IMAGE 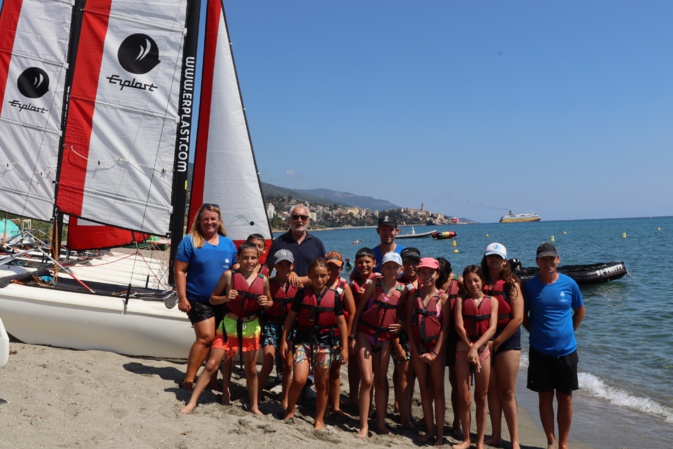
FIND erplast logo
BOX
[107,33,160,92]
[8,67,49,113]
[117,34,161,74]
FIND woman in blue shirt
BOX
[175,203,237,390]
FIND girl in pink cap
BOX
[406,257,449,446]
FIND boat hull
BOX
[396,230,436,239]
[499,217,541,223]
[0,282,192,359]
[0,317,8,368]
[514,261,627,286]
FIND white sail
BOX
[0,0,72,221]
[56,0,188,236]
[189,0,271,244]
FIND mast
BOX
[168,0,203,285]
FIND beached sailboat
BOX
[0,0,271,358]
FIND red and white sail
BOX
[56,0,188,236]
[0,0,72,221]
[189,0,272,246]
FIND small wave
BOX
[578,372,673,422]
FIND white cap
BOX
[484,242,507,260]
[381,252,403,267]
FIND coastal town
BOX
[265,197,469,230]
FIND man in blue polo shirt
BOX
[266,204,325,283]
[523,242,585,449]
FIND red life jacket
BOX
[484,279,511,331]
[351,273,379,309]
[295,287,340,336]
[411,290,443,349]
[225,271,264,318]
[462,295,493,342]
[357,280,403,341]
[265,278,298,322]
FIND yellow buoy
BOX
[551,236,555,242]
[452,240,457,247]
[453,249,459,253]
[622,232,627,238]
[658,227,661,231]
[486,234,489,238]
[563,231,567,235]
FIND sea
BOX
[296,216,673,449]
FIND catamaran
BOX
[0,0,272,358]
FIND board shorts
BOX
[261,320,282,349]
[527,346,579,395]
[212,315,261,357]
[186,300,217,324]
[293,342,339,370]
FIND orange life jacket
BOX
[462,295,493,342]
[357,280,403,341]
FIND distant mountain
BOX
[293,188,400,211]
[260,183,345,207]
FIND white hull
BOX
[0,281,192,359]
[0,317,8,368]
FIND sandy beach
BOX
[0,342,597,449]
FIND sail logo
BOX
[107,34,160,92]
[8,68,49,113]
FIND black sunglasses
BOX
[202,203,220,210]
[291,214,309,221]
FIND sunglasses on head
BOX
[291,214,309,221]
[202,203,220,209]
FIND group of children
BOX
[180,234,514,449]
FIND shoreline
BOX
[0,342,596,449]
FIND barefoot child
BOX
[453,265,498,449]
[407,257,449,446]
[325,251,356,416]
[346,247,378,407]
[281,258,349,430]
[258,249,297,408]
[181,242,272,414]
[350,252,404,438]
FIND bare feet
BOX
[376,424,391,435]
[220,394,231,406]
[314,420,325,430]
[484,436,503,447]
[180,402,196,414]
[356,427,369,440]
[452,440,471,449]
[434,436,444,447]
[182,381,194,391]
[250,407,263,416]
[284,408,295,420]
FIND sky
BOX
[221,0,673,223]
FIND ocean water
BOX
[298,216,673,448]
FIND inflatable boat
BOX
[510,260,627,286]
[432,231,457,240]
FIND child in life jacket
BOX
[350,251,404,438]
[181,242,272,414]
[436,256,464,435]
[281,258,348,430]
[453,264,498,449]
[346,247,378,407]
[325,251,356,416]
[394,247,422,429]
[258,249,297,409]
[406,257,449,446]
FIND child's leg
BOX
[474,359,491,449]
[346,349,360,405]
[448,363,460,433]
[412,352,434,440]
[356,333,374,438]
[285,345,309,419]
[181,348,225,413]
[243,350,262,414]
[281,348,293,409]
[396,358,414,427]
[257,343,276,403]
[373,341,392,434]
[220,355,234,405]
[328,355,342,414]
[314,364,330,430]
[430,352,446,446]
[453,354,473,449]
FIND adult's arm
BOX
[572,305,585,331]
[174,260,190,313]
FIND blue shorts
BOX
[494,327,522,355]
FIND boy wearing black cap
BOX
[372,215,405,273]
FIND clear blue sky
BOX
[223,1,673,223]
